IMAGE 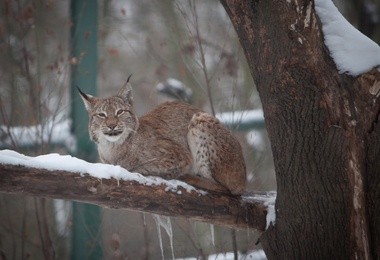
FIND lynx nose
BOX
[107,123,117,130]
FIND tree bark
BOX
[221,0,380,259]
[0,163,270,231]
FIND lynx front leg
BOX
[187,112,246,195]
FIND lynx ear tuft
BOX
[77,86,95,111]
[118,74,134,104]
[126,73,132,83]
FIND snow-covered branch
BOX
[0,150,274,231]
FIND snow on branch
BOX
[0,150,275,231]
[0,150,201,194]
[315,0,380,76]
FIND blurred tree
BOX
[0,1,70,259]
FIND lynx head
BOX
[78,77,139,144]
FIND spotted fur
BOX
[79,82,246,194]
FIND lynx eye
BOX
[96,112,107,118]
[116,109,125,116]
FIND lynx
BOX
[78,79,246,195]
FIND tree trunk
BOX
[220,0,380,259]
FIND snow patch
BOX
[315,0,380,76]
[246,130,265,151]
[0,149,206,195]
[0,119,76,152]
[156,78,193,103]
[266,204,276,229]
[177,249,267,260]
[243,192,277,229]
[216,109,264,128]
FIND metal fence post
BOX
[70,0,102,259]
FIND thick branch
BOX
[0,163,270,231]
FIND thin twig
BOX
[21,200,27,260]
[0,96,18,149]
[191,1,215,116]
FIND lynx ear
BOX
[77,86,96,111]
[118,74,133,104]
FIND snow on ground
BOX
[0,118,76,152]
[243,192,277,229]
[315,0,380,76]
[0,149,205,194]
[177,249,267,260]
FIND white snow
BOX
[315,0,380,76]
[0,149,206,194]
[156,78,193,99]
[217,110,265,149]
[156,78,185,91]
[216,109,264,126]
[177,249,267,260]
[0,118,76,152]
[246,130,265,151]
[266,203,276,229]
[243,192,277,229]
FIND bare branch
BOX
[190,2,215,116]
[0,163,271,231]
